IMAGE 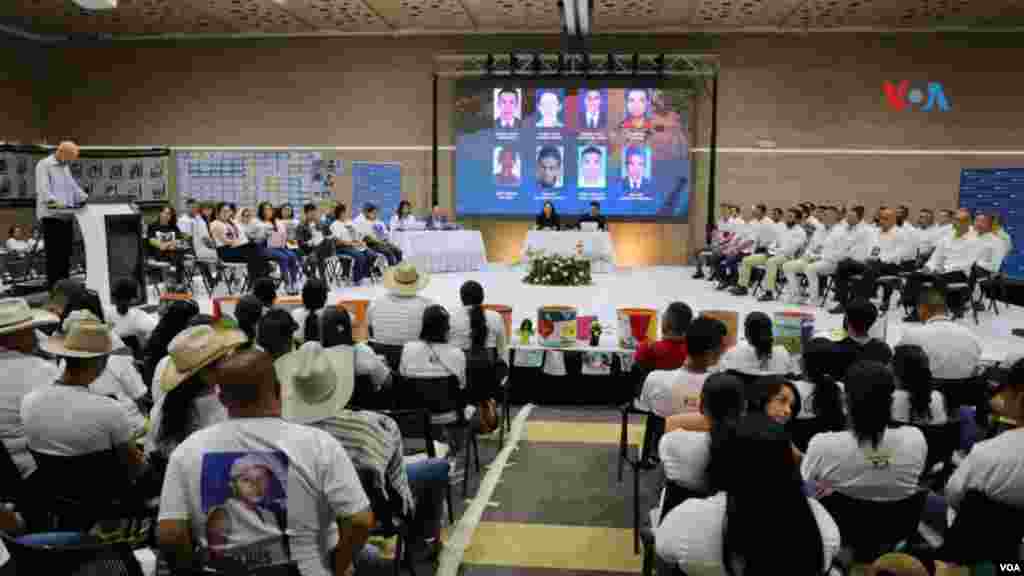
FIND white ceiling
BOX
[0,0,1019,38]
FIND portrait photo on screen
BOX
[493,146,521,187]
[619,145,653,198]
[577,145,607,189]
[535,89,565,129]
[578,89,608,130]
[494,88,523,129]
[622,88,653,130]
[536,145,564,189]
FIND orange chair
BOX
[338,298,371,342]
[481,304,513,340]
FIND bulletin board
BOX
[175,150,335,211]
[959,168,1023,279]
[351,161,402,221]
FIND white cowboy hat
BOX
[40,309,113,358]
[276,341,354,425]
[383,262,429,296]
[160,324,248,393]
[0,298,58,336]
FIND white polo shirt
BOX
[801,426,927,501]
[897,316,982,380]
[945,428,1024,510]
[367,293,436,346]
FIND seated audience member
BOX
[233,294,265,345]
[390,200,418,231]
[22,311,146,492]
[638,317,725,418]
[792,338,846,438]
[749,375,802,428]
[293,278,328,343]
[782,205,841,303]
[577,201,607,231]
[692,204,735,280]
[897,285,981,380]
[656,414,841,576]
[400,305,467,424]
[853,208,918,311]
[209,201,269,283]
[257,309,298,360]
[535,200,560,231]
[944,354,1024,510]
[634,301,692,371]
[709,209,755,285]
[253,202,300,294]
[354,203,403,266]
[804,206,855,305]
[5,224,41,253]
[831,207,903,313]
[142,299,200,389]
[891,344,948,425]
[719,311,793,376]
[147,205,187,287]
[368,262,436,346]
[731,207,807,301]
[658,373,744,499]
[296,203,330,280]
[252,277,278,310]
[900,208,977,321]
[320,308,392,394]
[157,350,375,575]
[330,203,372,285]
[832,298,893,378]
[107,277,157,345]
[145,325,245,460]
[801,361,927,501]
[0,298,60,479]
[277,341,448,556]
[449,280,508,403]
[716,204,769,290]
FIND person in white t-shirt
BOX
[638,317,725,418]
[656,414,841,576]
[890,344,948,425]
[4,224,42,254]
[448,280,508,358]
[400,305,467,426]
[389,200,419,231]
[107,278,158,345]
[944,354,1024,510]
[157,350,374,576]
[791,338,847,450]
[897,285,982,380]
[802,361,927,501]
[367,263,436,346]
[330,203,372,285]
[319,308,392,396]
[353,203,402,266]
[719,311,793,376]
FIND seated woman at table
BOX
[576,201,607,231]
[535,201,560,230]
[390,200,419,230]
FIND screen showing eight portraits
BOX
[455,86,690,219]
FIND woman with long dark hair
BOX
[792,338,847,434]
[802,361,927,501]
[720,311,793,375]
[319,308,391,394]
[449,281,508,400]
[535,200,560,230]
[209,202,270,283]
[657,414,840,575]
[891,344,947,425]
[143,299,200,393]
[400,305,467,424]
[253,201,300,294]
[390,200,417,230]
[233,294,264,345]
[293,278,328,344]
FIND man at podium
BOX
[36,141,88,289]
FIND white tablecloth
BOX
[522,231,616,273]
[391,230,487,273]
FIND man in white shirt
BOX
[367,263,436,346]
[914,208,938,257]
[693,204,735,280]
[158,350,374,576]
[802,206,855,306]
[353,203,402,266]
[896,205,921,263]
[715,204,767,290]
[945,354,1024,510]
[898,285,982,380]
[177,199,201,237]
[782,205,840,303]
[829,206,877,313]
[731,207,807,301]
[848,208,916,312]
[900,208,978,321]
[36,141,88,290]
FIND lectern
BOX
[60,200,147,308]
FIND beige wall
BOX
[32,32,1024,262]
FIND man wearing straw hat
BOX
[158,349,374,576]
[367,262,436,346]
[0,298,59,479]
[21,310,145,480]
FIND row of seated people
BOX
[534,200,610,231]
[0,273,509,573]
[696,202,1012,322]
[626,288,1017,573]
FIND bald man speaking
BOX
[36,141,88,289]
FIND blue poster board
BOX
[959,168,1023,279]
[352,162,402,223]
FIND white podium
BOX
[64,202,145,308]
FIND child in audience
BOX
[638,317,725,417]
[720,311,793,376]
[634,301,692,370]
[656,414,841,575]
[802,361,927,501]
[891,344,948,425]
[107,277,157,345]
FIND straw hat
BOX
[383,262,429,296]
[0,298,59,336]
[160,325,248,393]
[40,310,113,358]
[276,341,354,424]
[868,553,929,576]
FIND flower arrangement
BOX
[590,320,602,346]
[523,250,592,287]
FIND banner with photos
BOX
[0,145,47,205]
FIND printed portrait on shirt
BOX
[202,452,289,571]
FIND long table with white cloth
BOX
[522,230,616,273]
[391,230,487,273]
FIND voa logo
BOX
[1000,562,1022,573]
[883,81,952,112]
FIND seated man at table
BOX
[637,317,725,417]
[577,201,607,231]
[354,203,402,266]
[634,301,692,371]
[367,263,436,346]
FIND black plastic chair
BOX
[626,412,665,554]
[789,417,831,453]
[368,341,404,373]
[938,489,1024,565]
[905,420,960,488]
[618,365,656,483]
[819,490,927,563]
[0,531,144,576]
[379,407,454,526]
[934,376,991,429]
[357,468,418,576]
